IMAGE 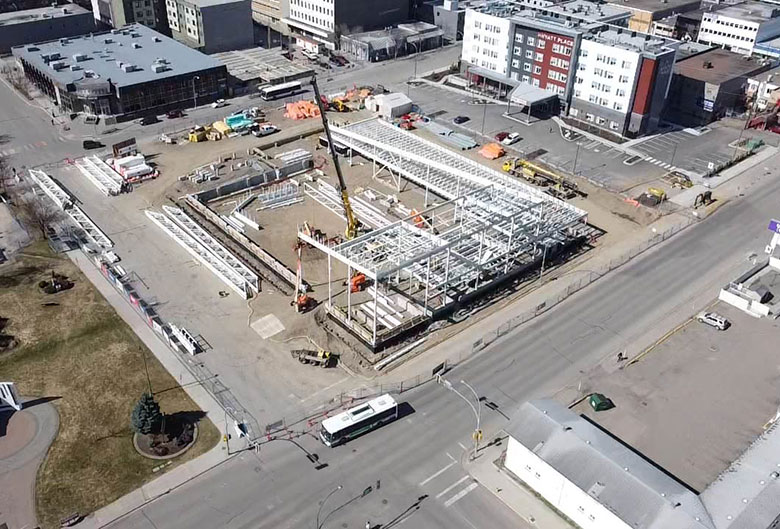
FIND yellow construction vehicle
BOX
[311,75,360,239]
[502,158,549,186]
[503,157,582,197]
[188,126,207,143]
[329,99,349,112]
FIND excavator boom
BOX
[310,76,359,239]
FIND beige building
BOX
[252,0,287,35]
[608,0,700,32]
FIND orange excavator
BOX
[350,272,367,293]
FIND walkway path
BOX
[0,399,59,529]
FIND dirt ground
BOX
[0,242,220,529]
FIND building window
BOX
[613,102,624,111]
[610,121,620,130]
[535,52,543,61]
[524,63,531,72]
[512,59,520,68]
[522,75,530,83]
[586,113,594,122]
[570,107,579,116]
[537,39,545,49]
[619,75,629,83]
[514,46,522,55]
[525,49,533,59]
[533,65,542,74]
[532,78,540,87]
[574,89,581,98]
[597,117,606,125]
[527,36,534,46]
[622,60,632,69]
[515,34,523,43]
[616,88,625,97]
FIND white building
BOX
[747,65,780,111]
[697,2,780,55]
[504,399,715,529]
[569,28,676,137]
[462,7,512,77]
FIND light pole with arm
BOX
[316,485,343,529]
[407,41,420,97]
[440,378,481,459]
[191,75,200,110]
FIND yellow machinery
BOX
[310,76,360,239]
[330,99,349,112]
[188,126,207,143]
[503,157,581,198]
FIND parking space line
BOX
[436,476,470,499]
[419,461,457,486]
[444,482,479,507]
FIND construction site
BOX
[29,76,656,380]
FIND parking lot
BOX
[564,301,780,492]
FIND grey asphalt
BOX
[105,159,780,529]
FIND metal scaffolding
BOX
[298,118,588,348]
[74,156,124,196]
[146,210,250,299]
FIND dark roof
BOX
[505,399,715,529]
[11,23,224,88]
[0,3,89,26]
[674,48,771,84]
[607,0,700,15]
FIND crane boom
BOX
[310,76,359,239]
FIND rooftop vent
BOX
[73,52,88,62]
[62,7,68,13]
[153,36,161,42]
[703,60,713,68]
[84,69,96,78]
[50,60,67,70]
[104,38,114,44]
[132,42,141,49]
[27,46,40,52]
[151,63,168,73]
[70,64,82,71]
[121,63,138,72]
[111,29,120,34]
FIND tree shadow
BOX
[165,410,207,438]
[372,494,429,529]
[0,134,11,145]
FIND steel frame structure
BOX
[298,119,588,348]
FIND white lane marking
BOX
[458,442,468,451]
[419,461,456,487]
[444,482,479,507]
[445,452,456,462]
[435,476,469,499]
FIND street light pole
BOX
[191,75,200,110]
[407,41,419,97]
[440,378,481,460]
[481,98,487,137]
[539,243,548,284]
[316,485,343,529]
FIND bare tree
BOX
[0,155,11,196]
[9,186,62,240]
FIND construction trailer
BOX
[297,118,588,350]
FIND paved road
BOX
[107,162,780,529]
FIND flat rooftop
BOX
[564,301,780,493]
[0,2,89,26]
[472,0,630,24]
[585,27,677,55]
[750,64,780,83]
[675,48,770,84]
[675,41,713,61]
[606,0,700,14]
[212,47,313,83]
[11,24,224,88]
[710,1,780,23]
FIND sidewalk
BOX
[464,436,572,529]
[67,250,239,528]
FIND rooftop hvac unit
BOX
[121,63,138,72]
[84,69,96,78]
[62,7,68,13]
[153,36,161,42]
[111,29,120,34]
[27,46,39,52]
[73,53,88,62]
[59,38,69,44]
[104,38,113,44]
[151,63,168,73]
[132,43,141,49]
[70,65,82,71]
[50,61,67,70]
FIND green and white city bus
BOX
[319,394,398,447]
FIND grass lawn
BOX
[0,242,220,529]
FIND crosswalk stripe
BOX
[419,461,457,487]
[444,482,479,507]
[436,476,470,499]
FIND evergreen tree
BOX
[131,392,163,435]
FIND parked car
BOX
[83,115,99,125]
[696,311,729,330]
[453,115,470,125]
[139,115,160,126]
[494,132,509,142]
[301,49,319,61]
[251,124,279,137]
[82,139,104,149]
[211,99,226,109]
[166,109,184,119]
[329,54,349,66]
[502,132,521,145]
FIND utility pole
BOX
[191,75,200,109]
[439,378,481,459]
[572,142,580,175]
